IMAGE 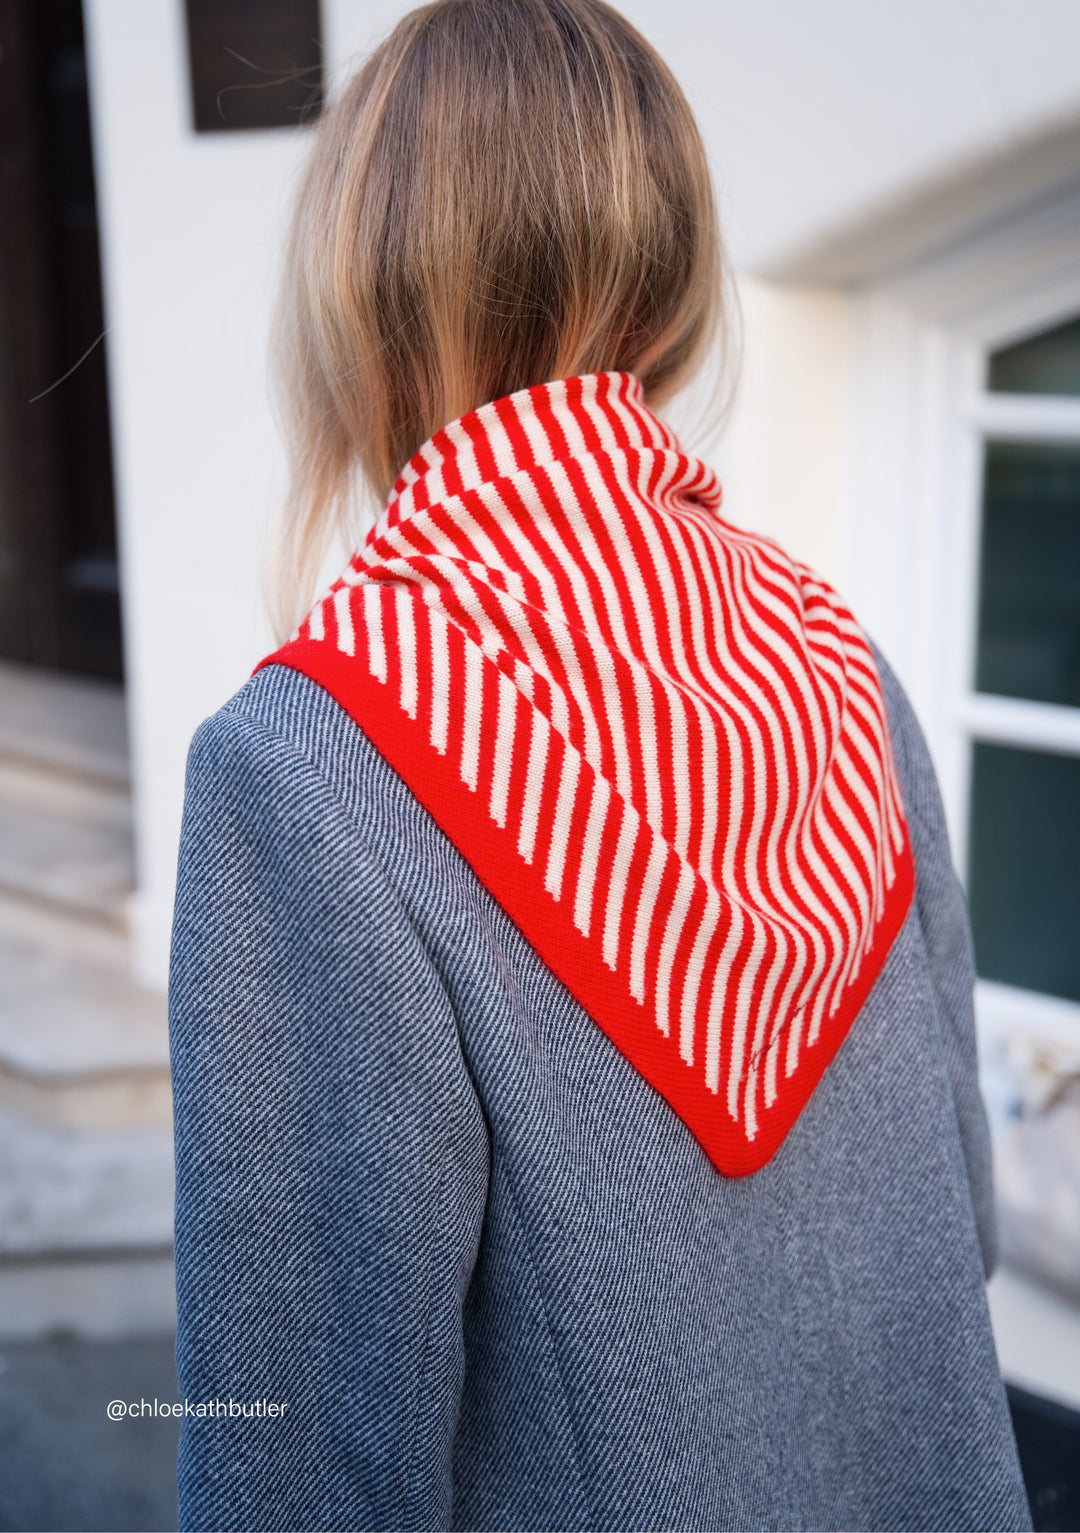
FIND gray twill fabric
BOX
[169,653,1031,1533]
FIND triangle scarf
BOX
[260,371,914,1174]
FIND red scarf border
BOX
[260,633,914,1176]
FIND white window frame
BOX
[841,185,1080,1070]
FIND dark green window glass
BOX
[974,441,1080,707]
[968,743,1080,1002]
[988,315,1080,396]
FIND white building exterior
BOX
[6,0,1056,1396]
[82,0,1080,995]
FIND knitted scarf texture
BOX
[262,371,913,1174]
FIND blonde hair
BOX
[269,0,730,637]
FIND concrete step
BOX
[0,1251,176,1341]
[0,925,174,1263]
[0,660,174,1267]
[0,658,133,930]
[0,755,134,930]
[0,886,132,973]
[0,1108,174,1257]
[0,928,170,1131]
[0,659,128,786]
[989,1264,1080,1415]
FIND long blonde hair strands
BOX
[269,0,729,638]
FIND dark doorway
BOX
[0,0,123,680]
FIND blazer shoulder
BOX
[185,662,387,827]
[870,642,950,844]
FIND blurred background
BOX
[0,0,1078,1528]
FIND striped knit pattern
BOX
[263,371,914,1173]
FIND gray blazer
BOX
[168,655,1030,1532]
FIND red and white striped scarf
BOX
[263,371,913,1174]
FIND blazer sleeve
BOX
[168,706,490,1533]
[875,651,999,1279]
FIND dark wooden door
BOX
[0,0,122,679]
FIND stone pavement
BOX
[0,1333,179,1532]
[0,660,174,1333]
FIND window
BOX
[841,192,1080,1359]
[962,315,1080,1028]
[184,0,323,133]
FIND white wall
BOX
[620,0,1080,272]
[85,1,310,984]
[84,0,1080,987]
[719,279,853,585]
